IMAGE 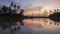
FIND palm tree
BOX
[57,9,59,12]
[17,6,20,9]
[9,7,12,15]
[14,4,16,8]
[2,5,6,15]
[20,9,24,14]
[11,2,14,6]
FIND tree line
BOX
[0,2,24,16]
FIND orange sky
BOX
[23,7,43,16]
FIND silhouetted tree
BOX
[20,9,24,14]
[17,6,20,9]
[2,5,9,15]
[14,4,16,8]
[11,2,14,6]
[54,9,56,12]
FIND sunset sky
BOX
[0,0,60,9]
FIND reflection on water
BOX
[0,18,60,34]
[0,19,24,34]
[23,18,60,27]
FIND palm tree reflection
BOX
[0,19,24,33]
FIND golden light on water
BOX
[23,18,60,28]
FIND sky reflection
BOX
[0,18,60,34]
[23,18,60,31]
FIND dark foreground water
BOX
[0,18,60,34]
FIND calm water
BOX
[0,18,60,34]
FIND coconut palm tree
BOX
[17,6,20,9]
[11,2,14,6]
[14,4,16,8]
[2,5,7,15]
[20,9,24,14]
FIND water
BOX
[0,18,60,34]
